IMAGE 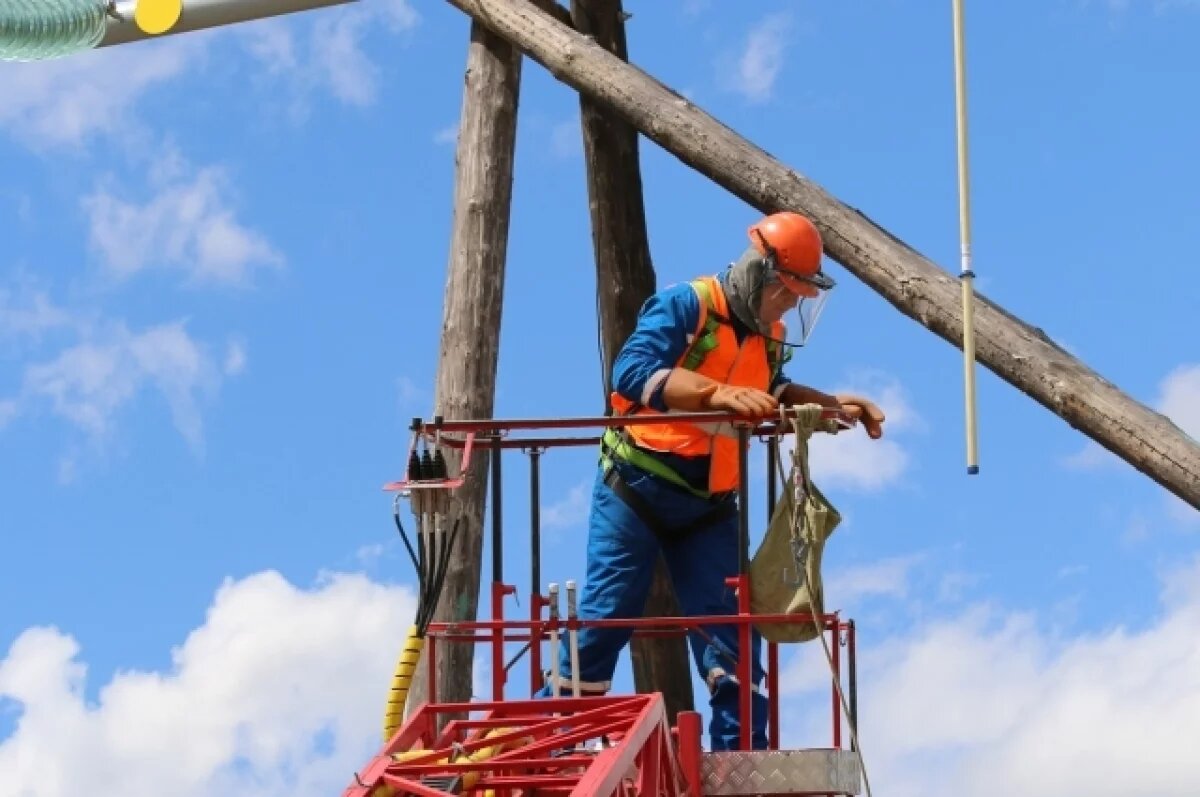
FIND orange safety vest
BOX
[608,276,788,495]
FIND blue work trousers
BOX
[537,459,769,750]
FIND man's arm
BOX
[611,284,700,411]
[612,283,779,416]
[776,382,839,409]
[777,382,887,439]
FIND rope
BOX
[774,405,874,797]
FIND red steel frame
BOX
[352,411,860,794]
[345,694,694,797]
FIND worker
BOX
[538,211,886,751]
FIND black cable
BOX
[426,517,462,626]
[596,272,611,409]
[393,506,426,601]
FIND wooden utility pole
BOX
[569,0,693,722]
[441,0,1200,509]
[404,19,524,717]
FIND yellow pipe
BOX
[951,0,980,475]
[382,625,424,742]
[390,727,532,795]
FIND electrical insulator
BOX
[0,0,108,62]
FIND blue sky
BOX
[1,0,1198,794]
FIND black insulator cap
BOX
[420,448,434,479]
[432,449,448,479]
[407,450,422,481]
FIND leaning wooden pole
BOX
[570,0,693,722]
[443,0,1200,509]
[404,20,523,717]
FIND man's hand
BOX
[703,384,779,417]
[663,369,778,416]
[835,393,886,439]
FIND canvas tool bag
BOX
[749,404,842,643]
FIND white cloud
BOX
[1106,0,1200,13]
[937,569,981,603]
[0,400,16,429]
[777,554,925,697]
[433,123,458,145]
[222,339,247,377]
[311,11,379,107]
[781,555,1200,796]
[242,0,419,110]
[6,557,1200,797]
[1158,363,1200,441]
[541,481,591,532]
[796,376,916,492]
[2,1,419,152]
[809,425,908,491]
[722,13,790,104]
[0,41,196,148]
[0,284,75,341]
[0,570,418,797]
[15,320,227,449]
[832,554,923,606]
[239,19,298,75]
[84,162,283,287]
[1061,441,1121,470]
[1057,564,1087,579]
[354,543,386,567]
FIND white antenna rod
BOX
[951,0,980,475]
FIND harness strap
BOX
[683,280,722,371]
[602,460,736,540]
[601,427,712,499]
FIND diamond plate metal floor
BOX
[700,749,861,795]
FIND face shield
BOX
[758,265,835,348]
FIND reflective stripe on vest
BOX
[607,276,782,494]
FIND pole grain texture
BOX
[570,0,695,723]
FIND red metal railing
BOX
[423,599,855,752]
[356,410,860,793]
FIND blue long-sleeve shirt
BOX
[609,269,793,492]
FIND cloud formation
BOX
[1,0,420,149]
[541,480,593,533]
[1,290,240,455]
[722,13,790,104]
[0,570,417,797]
[780,554,1200,797]
[241,0,420,110]
[0,41,196,149]
[800,375,917,492]
[1157,363,1200,441]
[84,158,283,287]
[5,555,1200,796]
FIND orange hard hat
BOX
[748,211,827,296]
